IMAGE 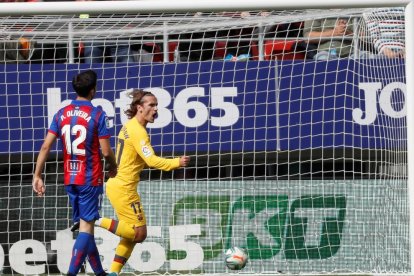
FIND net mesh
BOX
[0,5,408,275]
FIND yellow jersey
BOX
[109,118,180,190]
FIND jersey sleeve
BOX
[48,112,60,136]
[363,14,382,52]
[363,9,405,54]
[133,128,180,171]
[97,110,111,139]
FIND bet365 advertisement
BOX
[0,59,406,155]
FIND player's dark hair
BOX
[125,89,155,119]
[72,70,97,98]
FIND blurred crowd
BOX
[0,1,406,64]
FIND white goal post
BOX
[0,0,411,14]
[0,0,413,275]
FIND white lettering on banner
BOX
[293,208,339,247]
[48,82,405,129]
[50,224,202,274]
[51,228,121,273]
[128,226,166,272]
[128,225,204,272]
[352,82,406,125]
[173,87,208,128]
[169,224,204,270]
[231,207,281,248]
[47,87,240,129]
[47,88,71,128]
[352,82,381,125]
[46,88,115,129]
[379,82,406,119]
[50,229,74,273]
[9,240,47,275]
[210,87,239,127]
[141,87,240,128]
[86,228,120,273]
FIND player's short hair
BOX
[125,89,155,119]
[72,70,97,98]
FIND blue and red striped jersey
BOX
[48,100,110,186]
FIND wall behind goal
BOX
[0,60,407,155]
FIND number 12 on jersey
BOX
[61,124,87,155]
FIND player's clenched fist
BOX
[179,156,190,167]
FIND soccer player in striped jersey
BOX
[33,70,118,276]
[95,89,190,274]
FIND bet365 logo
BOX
[172,195,346,260]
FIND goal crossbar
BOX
[0,0,410,15]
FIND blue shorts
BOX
[65,185,103,223]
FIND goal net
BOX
[0,1,410,275]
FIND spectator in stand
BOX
[220,11,270,61]
[265,22,303,40]
[171,11,259,62]
[303,17,354,60]
[175,31,216,61]
[0,38,34,63]
[0,0,39,63]
[168,12,211,62]
[221,14,253,61]
[176,13,217,62]
[361,8,405,58]
[83,39,133,63]
[131,40,159,63]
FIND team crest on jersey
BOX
[142,146,152,157]
[67,160,82,173]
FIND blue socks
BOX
[87,236,105,275]
[68,232,105,275]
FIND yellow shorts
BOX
[105,179,147,227]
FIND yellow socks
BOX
[95,218,138,273]
[96,217,136,241]
[110,238,136,273]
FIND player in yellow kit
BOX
[96,89,190,274]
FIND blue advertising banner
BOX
[0,60,406,154]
